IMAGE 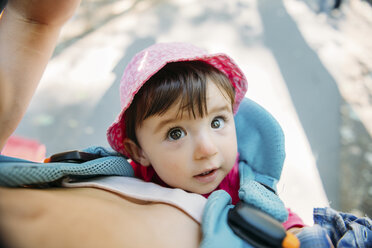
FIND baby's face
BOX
[135,81,237,194]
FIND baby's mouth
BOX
[197,169,216,177]
[194,168,218,183]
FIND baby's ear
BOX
[123,138,150,166]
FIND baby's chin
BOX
[169,172,226,195]
[188,181,223,195]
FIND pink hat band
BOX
[107,42,248,157]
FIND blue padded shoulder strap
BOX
[0,146,134,187]
[234,98,285,190]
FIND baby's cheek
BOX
[228,126,238,149]
[157,160,184,183]
[227,133,238,166]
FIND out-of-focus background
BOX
[9,0,372,223]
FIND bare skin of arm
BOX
[0,187,201,248]
[0,0,81,149]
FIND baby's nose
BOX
[193,134,218,160]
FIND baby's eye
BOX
[167,128,186,141]
[211,117,225,129]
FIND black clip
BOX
[227,202,286,248]
[45,150,102,163]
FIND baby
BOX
[107,43,246,203]
[106,42,297,223]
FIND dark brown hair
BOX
[125,61,235,145]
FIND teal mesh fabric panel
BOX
[0,147,134,187]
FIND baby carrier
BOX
[0,98,296,247]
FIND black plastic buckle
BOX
[227,202,286,248]
[46,150,102,163]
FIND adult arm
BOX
[0,0,81,149]
[0,2,203,247]
[0,187,201,248]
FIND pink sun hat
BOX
[107,42,248,157]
